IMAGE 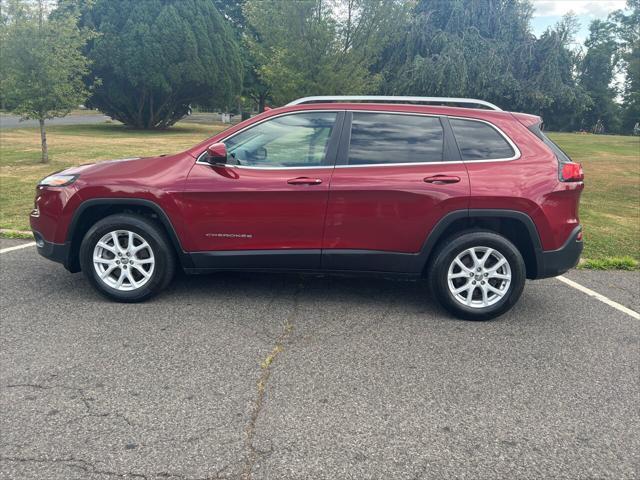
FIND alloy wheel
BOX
[447,246,512,309]
[92,230,155,291]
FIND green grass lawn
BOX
[0,122,226,232]
[0,123,638,267]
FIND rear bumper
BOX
[536,225,583,278]
[33,231,76,272]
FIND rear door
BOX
[322,111,470,273]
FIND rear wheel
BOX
[428,231,526,320]
[79,214,176,302]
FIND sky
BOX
[530,0,627,45]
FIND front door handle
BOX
[424,175,461,184]
[287,177,323,185]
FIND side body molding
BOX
[65,202,546,278]
[321,209,544,275]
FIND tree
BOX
[213,0,245,30]
[82,0,243,129]
[1,0,93,163]
[378,0,589,130]
[380,0,534,106]
[243,0,406,106]
[611,0,640,133]
[580,19,622,133]
[212,0,272,112]
[242,52,271,113]
[529,14,591,131]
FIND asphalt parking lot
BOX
[1,238,638,479]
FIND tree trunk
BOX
[39,118,49,163]
[258,95,266,113]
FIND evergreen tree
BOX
[531,15,591,131]
[379,0,588,130]
[212,0,271,112]
[83,0,243,129]
[580,19,622,133]
[612,0,640,133]
[380,0,533,107]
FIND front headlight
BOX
[38,174,79,187]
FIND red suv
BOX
[30,96,584,320]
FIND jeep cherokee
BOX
[30,96,584,320]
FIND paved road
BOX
[1,239,638,479]
[0,113,237,129]
[0,114,111,129]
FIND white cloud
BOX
[531,0,626,18]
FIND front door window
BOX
[224,112,337,168]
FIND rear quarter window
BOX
[450,118,516,160]
[528,123,572,163]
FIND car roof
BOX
[287,95,503,110]
[270,102,517,121]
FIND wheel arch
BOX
[66,198,192,272]
[420,209,544,279]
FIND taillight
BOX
[560,162,584,182]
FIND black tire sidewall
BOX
[429,232,526,321]
[79,215,175,302]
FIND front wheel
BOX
[428,231,526,321]
[79,214,176,302]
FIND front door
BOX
[182,111,343,269]
[322,111,470,272]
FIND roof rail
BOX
[286,95,503,111]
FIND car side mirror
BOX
[206,142,227,165]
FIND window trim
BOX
[335,111,520,168]
[337,111,450,167]
[195,109,521,169]
[195,110,344,170]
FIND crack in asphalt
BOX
[0,455,230,479]
[2,280,398,479]
[5,382,137,427]
[2,381,237,478]
[2,278,398,479]
[240,285,300,480]
[0,455,148,478]
[3,286,303,479]
[6,383,50,389]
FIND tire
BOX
[79,214,176,302]
[427,230,526,321]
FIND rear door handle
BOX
[424,175,461,184]
[287,177,323,185]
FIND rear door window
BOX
[347,113,444,165]
[450,118,515,160]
